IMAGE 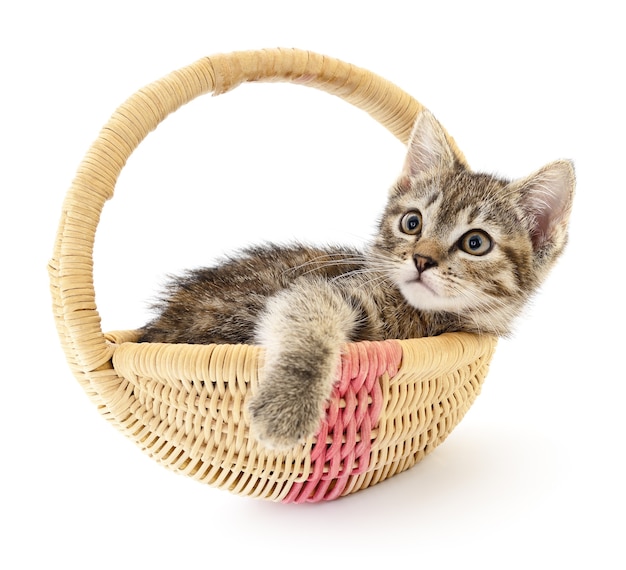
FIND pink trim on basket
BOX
[283,340,403,504]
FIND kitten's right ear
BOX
[400,109,457,183]
[515,159,576,254]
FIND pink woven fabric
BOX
[283,340,403,503]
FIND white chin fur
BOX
[399,280,464,312]
[394,264,466,312]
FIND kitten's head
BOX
[373,110,575,336]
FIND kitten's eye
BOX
[400,211,422,235]
[459,230,493,256]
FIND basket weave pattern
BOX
[49,49,496,502]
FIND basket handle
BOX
[49,48,466,385]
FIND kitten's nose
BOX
[413,253,438,275]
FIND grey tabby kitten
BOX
[139,110,575,450]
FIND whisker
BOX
[330,270,392,287]
[281,252,367,277]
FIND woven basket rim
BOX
[107,329,495,385]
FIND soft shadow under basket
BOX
[49,49,497,503]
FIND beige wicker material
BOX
[49,48,497,502]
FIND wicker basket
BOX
[49,48,497,503]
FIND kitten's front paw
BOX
[247,383,326,451]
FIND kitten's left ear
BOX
[401,110,457,180]
[515,159,576,253]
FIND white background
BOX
[2,1,624,568]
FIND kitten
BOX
[139,110,575,450]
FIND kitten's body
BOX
[139,111,575,450]
[139,243,458,345]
